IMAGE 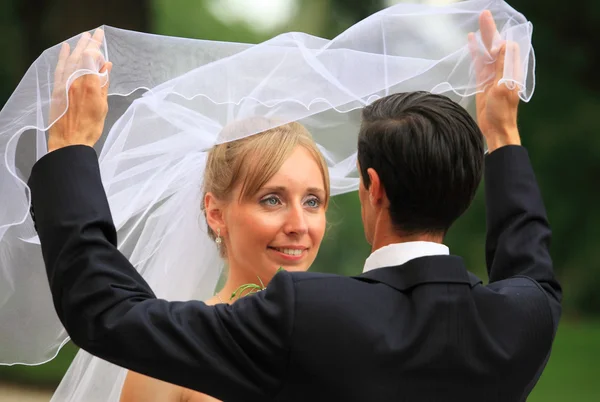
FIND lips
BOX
[272,247,303,256]
[268,246,308,258]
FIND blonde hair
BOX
[202,121,330,256]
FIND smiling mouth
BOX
[268,247,306,256]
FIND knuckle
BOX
[68,84,78,97]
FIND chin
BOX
[272,259,311,274]
[266,249,313,273]
[283,264,309,273]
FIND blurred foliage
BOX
[528,320,600,401]
[491,0,600,316]
[0,0,599,397]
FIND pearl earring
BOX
[215,228,222,244]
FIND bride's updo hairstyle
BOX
[202,119,330,257]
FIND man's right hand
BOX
[468,10,522,152]
[48,29,112,153]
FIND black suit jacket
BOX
[28,145,561,402]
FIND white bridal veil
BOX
[0,0,535,400]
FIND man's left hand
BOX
[468,11,522,153]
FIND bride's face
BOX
[223,145,327,282]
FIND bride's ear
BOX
[204,192,226,233]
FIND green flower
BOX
[229,267,284,301]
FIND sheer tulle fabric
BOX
[0,1,534,400]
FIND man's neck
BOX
[370,216,444,253]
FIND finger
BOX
[99,61,112,74]
[510,41,522,85]
[467,33,481,85]
[67,31,91,68]
[53,42,70,91]
[479,10,498,53]
[467,32,478,62]
[86,28,105,53]
[82,47,106,71]
[495,43,507,83]
[99,62,112,97]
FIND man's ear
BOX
[366,168,384,207]
[204,192,226,234]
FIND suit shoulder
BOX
[282,271,362,294]
[485,275,550,296]
[479,276,556,329]
[287,271,342,282]
[262,271,344,297]
[260,271,350,313]
[285,271,373,299]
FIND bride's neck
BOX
[214,265,266,305]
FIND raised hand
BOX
[468,10,522,152]
[48,28,113,153]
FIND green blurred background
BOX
[1,0,598,400]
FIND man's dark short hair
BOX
[357,91,484,235]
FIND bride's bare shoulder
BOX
[182,387,221,402]
[120,370,183,402]
[120,297,225,402]
[204,296,220,306]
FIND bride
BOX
[0,1,536,401]
[119,120,331,402]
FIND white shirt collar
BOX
[362,241,450,273]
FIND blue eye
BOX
[260,195,281,206]
[305,197,321,208]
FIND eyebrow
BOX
[262,186,326,195]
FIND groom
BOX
[28,12,560,402]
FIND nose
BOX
[283,202,308,236]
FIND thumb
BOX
[99,61,112,74]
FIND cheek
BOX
[308,211,327,248]
[230,208,280,249]
[358,190,366,214]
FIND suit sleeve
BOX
[484,145,562,330]
[28,145,294,401]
